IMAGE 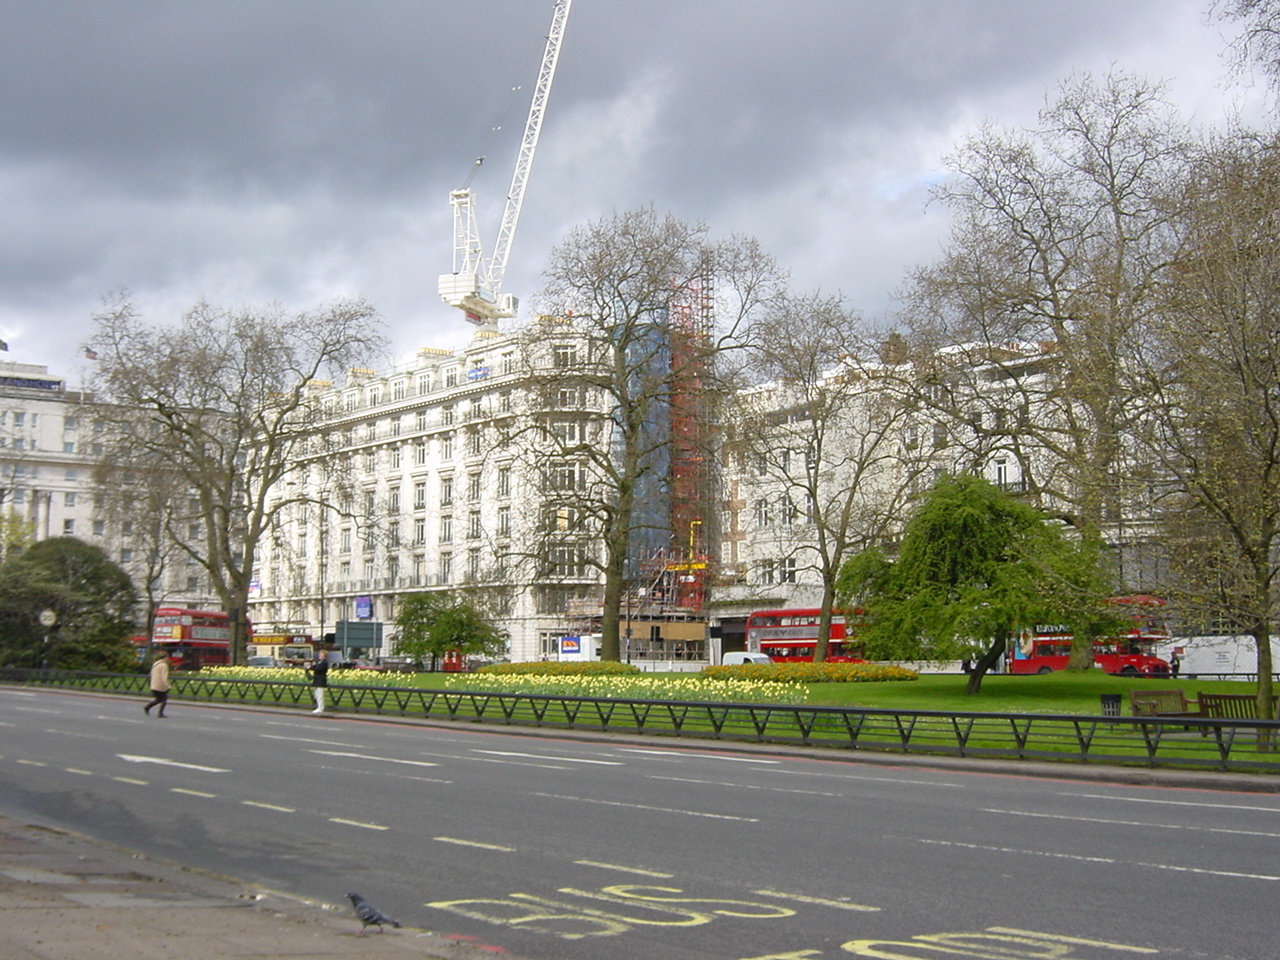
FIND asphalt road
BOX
[1,687,1277,960]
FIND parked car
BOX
[720,651,774,666]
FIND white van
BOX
[721,651,774,666]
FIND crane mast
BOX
[438,0,572,326]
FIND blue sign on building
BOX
[560,635,581,654]
[354,595,373,620]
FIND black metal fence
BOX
[5,668,1280,774]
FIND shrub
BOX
[702,662,917,684]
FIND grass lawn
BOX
[409,668,1266,716]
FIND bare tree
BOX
[83,295,385,663]
[1135,131,1280,720]
[1216,0,1280,97]
[896,72,1186,544]
[522,207,785,661]
[735,291,921,661]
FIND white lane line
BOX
[764,768,967,788]
[113,777,149,785]
[617,748,780,764]
[986,928,1157,954]
[15,760,47,767]
[755,890,881,912]
[434,836,516,852]
[530,792,759,822]
[64,768,92,776]
[305,749,438,768]
[11,707,62,715]
[472,749,623,766]
[171,788,217,798]
[575,860,674,877]
[260,734,357,746]
[416,750,570,770]
[916,838,1280,881]
[1066,793,1280,814]
[650,775,839,797]
[243,800,296,812]
[329,817,389,831]
[987,808,1280,839]
[117,754,230,773]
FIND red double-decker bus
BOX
[1007,596,1171,676]
[151,607,246,669]
[745,608,865,662]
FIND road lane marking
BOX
[11,707,62,714]
[117,754,229,773]
[64,768,92,776]
[617,748,779,764]
[988,927,1159,953]
[15,760,46,766]
[755,889,880,912]
[530,792,759,822]
[305,749,438,768]
[650,775,839,797]
[473,750,623,766]
[916,837,1280,881]
[575,861,674,877]
[988,807,1280,838]
[113,777,149,785]
[171,788,217,798]
[1067,792,1280,813]
[260,734,357,746]
[329,817,389,831]
[435,836,516,852]
[242,801,296,812]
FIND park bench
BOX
[1129,689,1200,718]
[1197,692,1258,720]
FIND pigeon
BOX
[346,892,401,935]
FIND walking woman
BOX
[143,651,173,717]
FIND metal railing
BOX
[5,668,1280,774]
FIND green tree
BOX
[0,537,138,671]
[837,475,1114,694]
[392,593,506,669]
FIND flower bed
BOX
[445,671,810,704]
[702,662,918,684]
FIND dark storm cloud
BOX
[0,1,1254,376]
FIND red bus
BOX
[1007,596,1171,676]
[151,607,246,669]
[745,608,865,663]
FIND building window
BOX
[390,417,402,437]
[441,405,455,425]
[63,519,75,535]
[497,505,511,537]
[414,482,426,509]
[442,434,454,461]
[415,442,427,465]
[364,450,376,472]
[341,528,352,554]
[468,510,482,540]
[62,441,75,453]
[416,410,429,431]
[393,380,406,400]
[390,447,402,470]
[497,466,511,498]
[64,492,76,507]
[414,518,426,544]
[445,368,458,388]
[499,390,512,414]
[501,352,515,376]
[553,344,577,368]
[92,520,105,537]
[467,473,481,501]
[754,499,770,527]
[388,486,401,513]
[467,548,481,581]
[780,557,797,583]
[417,373,430,395]
[439,552,452,584]
[759,559,775,585]
[440,476,453,505]
[388,521,400,547]
[440,515,452,543]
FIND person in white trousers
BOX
[309,657,329,713]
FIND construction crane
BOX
[438,0,572,326]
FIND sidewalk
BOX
[0,814,521,960]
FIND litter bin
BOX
[1100,693,1122,717]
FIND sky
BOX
[0,1,1268,386]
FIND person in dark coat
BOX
[308,656,329,713]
